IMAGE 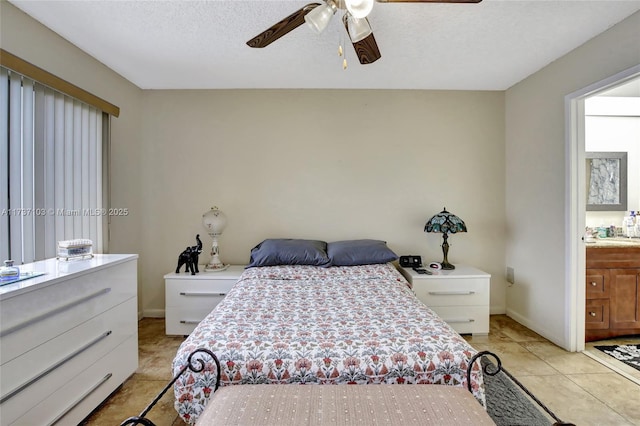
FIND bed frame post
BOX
[467,350,575,426]
[119,348,220,426]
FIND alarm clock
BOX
[399,255,422,268]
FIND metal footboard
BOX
[120,348,220,426]
[468,350,575,426]
[121,348,573,425]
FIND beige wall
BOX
[5,0,639,346]
[1,1,507,318]
[505,11,640,348]
[139,89,507,316]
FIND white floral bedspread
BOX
[172,263,485,423]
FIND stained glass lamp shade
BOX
[424,207,467,270]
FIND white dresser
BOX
[400,265,490,336]
[0,254,138,426]
[165,265,244,336]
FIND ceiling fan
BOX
[246,0,482,66]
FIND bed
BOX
[171,239,485,424]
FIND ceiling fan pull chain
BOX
[338,19,347,70]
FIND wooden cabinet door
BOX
[610,269,640,330]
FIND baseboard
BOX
[490,305,506,315]
[505,308,567,350]
[142,308,165,318]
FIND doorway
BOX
[566,65,640,352]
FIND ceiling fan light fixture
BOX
[345,14,372,43]
[304,1,338,34]
[345,0,374,19]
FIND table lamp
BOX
[202,206,228,271]
[424,207,467,270]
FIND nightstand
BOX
[164,265,245,335]
[400,265,490,335]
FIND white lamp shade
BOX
[345,0,374,19]
[202,206,227,236]
[304,3,336,34]
[347,15,372,43]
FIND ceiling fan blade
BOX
[343,17,381,65]
[351,33,381,65]
[247,3,322,48]
[376,0,481,3]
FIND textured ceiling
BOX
[9,0,640,90]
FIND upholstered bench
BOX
[196,384,494,425]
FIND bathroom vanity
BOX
[585,239,640,342]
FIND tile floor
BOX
[83,315,640,425]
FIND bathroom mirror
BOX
[586,151,627,211]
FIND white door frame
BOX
[565,64,640,352]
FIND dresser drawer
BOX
[413,278,489,307]
[165,266,246,336]
[585,298,610,329]
[586,269,609,298]
[166,304,221,335]
[9,335,138,426]
[165,282,230,334]
[430,306,489,335]
[0,298,137,424]
[166,279,235,308]
[0,260,136,362]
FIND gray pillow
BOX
[327,239,398,266]
[247,239,331,268]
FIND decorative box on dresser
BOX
[400,265,491,335]
[165,265,244,336]
[585,242,640,342]
[0,254,138,426]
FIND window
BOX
[1,66,110,264]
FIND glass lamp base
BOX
[205,264,229,272]
[205,248,227,272]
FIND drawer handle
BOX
[0,330,112,404]
[589,312,597,317]
[49,373,112,425]
[444,319,476,323]
[428,291,476,296]
[590,282,597,287]
[180,292,226,297]
[180,320,201,325]
[0,288,111,338]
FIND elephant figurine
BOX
[176,234,203,275]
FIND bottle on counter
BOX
[598,225,608,238]
[623,212,634,238]
[0,260,20,280]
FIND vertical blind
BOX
[1,67,107,264]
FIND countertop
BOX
[585,237,640,248]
